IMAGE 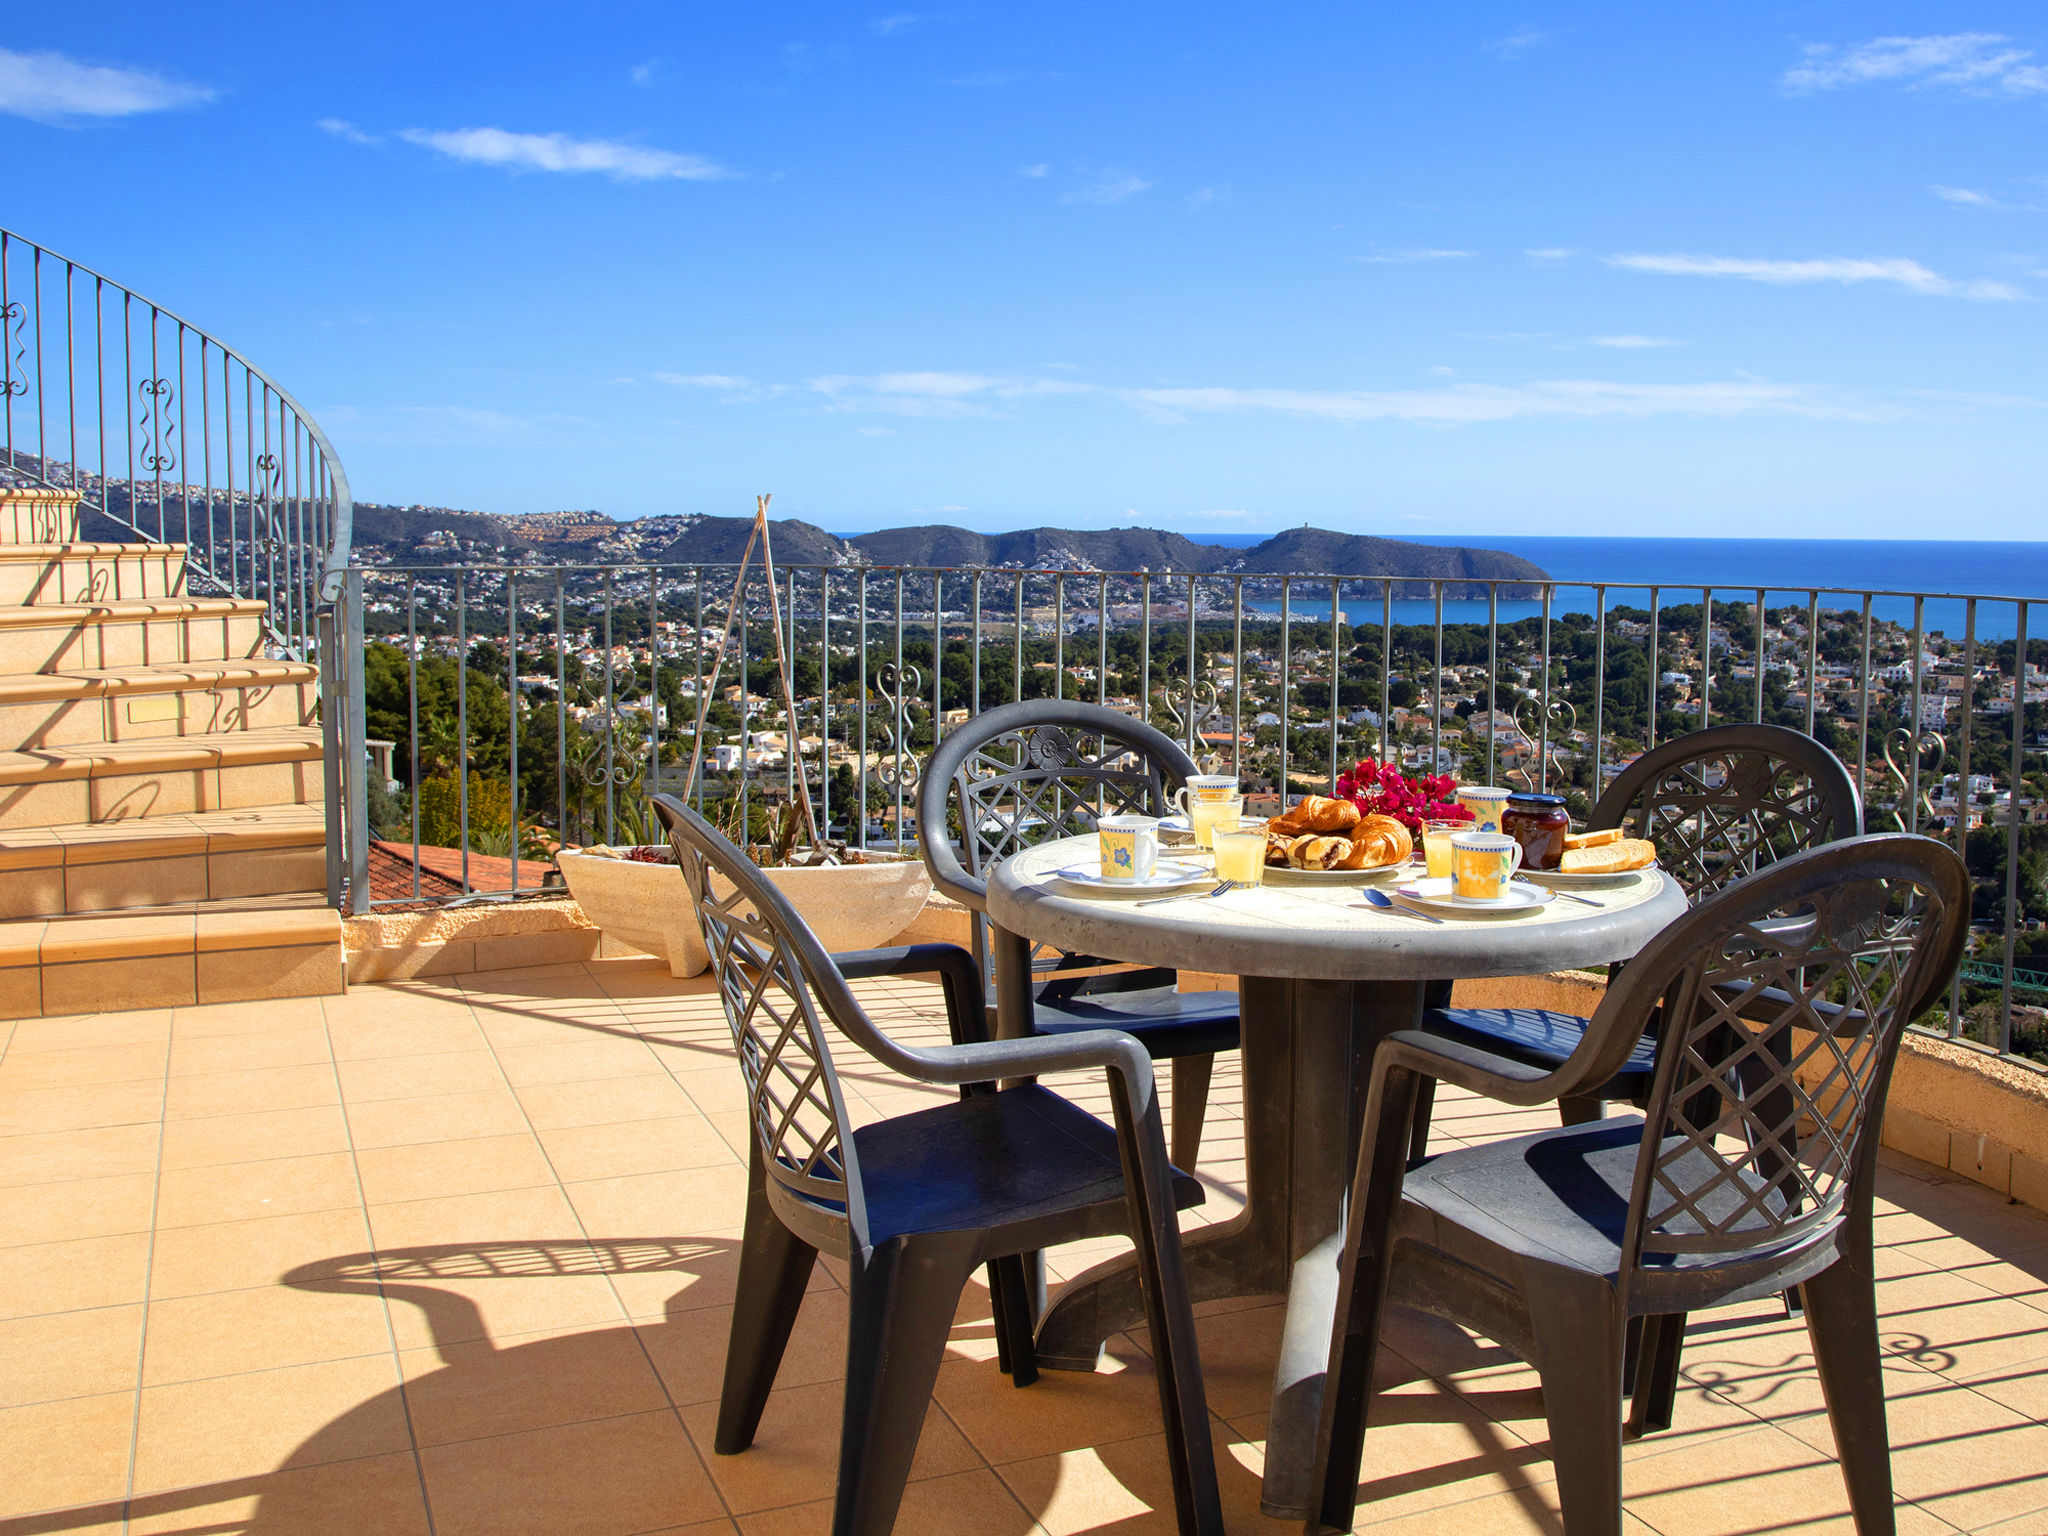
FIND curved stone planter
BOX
[556,849,931,979]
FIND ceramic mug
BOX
[1098,814,1161,880]
[1450,829,1523,901]
[1455,785,1513,834]
[1170,776,1240,815]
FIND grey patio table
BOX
[986,835,1687,1518]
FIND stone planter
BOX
[555,848,931,979]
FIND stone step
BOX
[0,894,342,1018]
[0,658,317,747]
[0,803,326,917]
[0,595,269,673]
[0,488,82,545]
[0,725,323,828]
[0,542,186,605]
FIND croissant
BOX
[1271,794,1361,836]
[1349,814,1413,869]
[1264,831,1298,866]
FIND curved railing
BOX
[0,227,353,655]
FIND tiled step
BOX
[0,658,316,746]
[0,804,327,917]
[0,542,186,605]
[0,894,343,1018]
[0,595,268,672]
[0,488,81,545]
[0,725,323,828]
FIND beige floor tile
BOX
[357,1131,556,1205]
[492,1035,666,1089]
[162,1061,338,1121]
[343,1086,533,1150]
[539,1114,739,1183]
[640,1288,851,1407]
[142,1283,393,1384]
[668,1067,753,1118]
[2,1009,173,1054]
[515,1072,699,1130]
[0,1390,137,1520]
[0,1039,170,1091]
[326,1013,489,1061]
[156,1101,351,1170]
[999,1420,1295,1536]
[420,1407,725,1536]
[154,1149,362,1228]
[148,1205,372,1299]
[400,1321,673,1446]
[0,1121,162,1188]
[935,1336,1179,1466]
[166,1021,333,1077]
[170,994,329,1037]
[382,1260,631,1353]
[681,1379,980,1515]
[0,1232,152,1320]
[1621,1420,1871,1534]
[0,1078,165,1136]
[365,1184,587,1252]
[736,1465,1034,1536]
[0,1170,157,1248]
[609,1230,839,1321]
[337,1049,507,1103]
[564,1164,750,1241]
[126,1448,432,1535]
[131,1352,410,1492]
[0,1304,144,1407]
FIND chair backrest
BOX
[1586,833,1967,1298]
[917,700,1200,981]
[651,794,895,1249]
[1588,723,1861,899]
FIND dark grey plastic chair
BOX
[916,699,1241,1171]
[650,794,1223,1536]
[1306,832,1969,1536]
[1412,723,1863,1142]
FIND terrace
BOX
[2,230,2048,1534]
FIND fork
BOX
[1138,880,1244,907]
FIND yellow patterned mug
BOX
[1097,815,1161,880]
[1450,830,1524,902]
[1455,785,1513,834]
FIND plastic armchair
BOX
[1306,833,1969,1536]
[649,794,1223,1536]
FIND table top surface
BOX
[986,834,1690,982]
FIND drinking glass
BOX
[1187,793,1243,850]
[1421,819,1460,879]
[1211,826,1266,886]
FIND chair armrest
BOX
[898,1028,1157,1094]
[833,943,989,1046]
[1375,1028,1558,1105]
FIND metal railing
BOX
[0,226,360,900]
[339,557,2048,1061]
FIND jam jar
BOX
[1502,793,1570,871]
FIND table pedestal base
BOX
[1034,974,1424,1518]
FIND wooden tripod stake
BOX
[678,495,822,848]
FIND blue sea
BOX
[1217,536,2048,645]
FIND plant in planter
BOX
[555,801,931,978]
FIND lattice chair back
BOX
[1591,833,1966,1304]
[652,794,882,1250]
[918,699,1200,979]
[1590,724,1861,899]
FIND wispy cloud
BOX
[1485,26,1548,60]
[1186,186,1225,209]
[654,373,780,401]
[809,372,1091,417]
[1356,247,1472,264]
[318,117,379,145]
[0,46,213,123]
[1525,247,1575,262]
[1591,334,1679,348]
[1932,184,1999,207]
[870,14,917,34]
[630,60,659,87]
[1063,171,1152,205]
[1783,34,2048,96]
[396,127,730,182]
[1020,163,1051,178]
[1123,379,1894,425]
[1608,252,2024,301]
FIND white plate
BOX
[1391,876,1556,915]
[1263,858,1413,885]
[1520,863,1658,889]
[1050,859,1210,894]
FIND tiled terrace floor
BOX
[1,957,2046,1536]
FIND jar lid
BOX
[1506,793,1568,809]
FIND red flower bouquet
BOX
[1334,759,1472,839]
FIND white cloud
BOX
[1186,186,1223,208]
[654,373,779,402]
[0,46,213,123]
[1122,379,1894,425]
[318,117,378,145]
[1932,185,1999,207]
[398,127,729,181]
[1064,172,1152,205]
[809,371,1092,417]
[1608,251,2024,301]
[630,60,659,87]
[871,14,917,34]
[1357,248,1472,264]
[1486,26,1548,59]
[1020,163,1051,178]
[1525,247,1575,261]
[1783,34,2048,96]
[1591,334,1679,348]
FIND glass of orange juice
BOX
[1211,825,1266,885]
[1421,819,1461,879]
[1187,793,1242,850]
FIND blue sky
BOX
[4,4,2045,539]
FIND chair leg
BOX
[1559,1094,1606,1126]
[1408,1078,1436,1165]
[836,1232,981,1536]
[1527,1279,1627,1536]
[1625,1313,1686,1437]
[715,1143,819,1454]
[1170,1053,1214,1171]
[987,1255,1039,1387]
[1803,1255,1897,1536]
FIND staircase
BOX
[0,487,342,1018]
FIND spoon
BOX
[1360,887,1443,924]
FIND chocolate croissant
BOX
[1286,834,1351,870]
